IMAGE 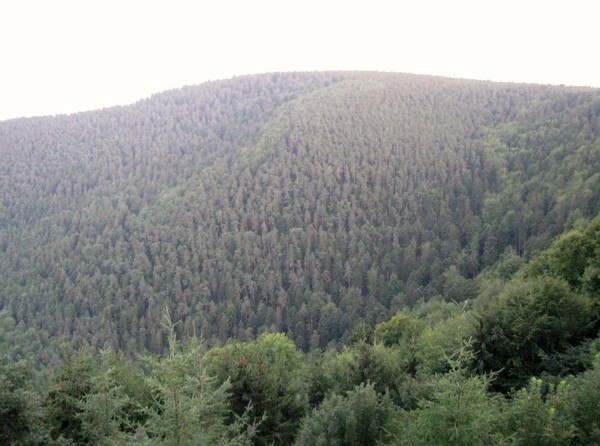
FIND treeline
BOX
[3,214,600,445]
[1,72,600,361]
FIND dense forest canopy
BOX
[3,213,600,445]
[0,71,599,363]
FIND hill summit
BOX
[1,72,599,357]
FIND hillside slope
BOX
[1,72,599,358]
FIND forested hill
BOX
[1,72,600,359]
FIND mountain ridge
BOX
[1,71,599,359]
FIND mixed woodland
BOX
[1,72,600,444]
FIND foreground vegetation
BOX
[3,214,599,444]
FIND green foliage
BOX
[98,349,153,435]
[204,333,307,446]
[42,317,255,445]
[408,299,474,377]
[293,382,396,446]
[503,378,574,446]
[0,357,49,445]
[479,246,524,282]
[76,366,130,445]
[374,311,422,347]
[44,347,98,444]
[309,341,416,409]
[393,344,507,446]
[439,265,478,302]
[137,312,255,446]
[523,229,594,288]
[73,348,144,446]
[475,276,593,391]
[561,354,600,445]
[522,213,600,302]
[480,92,600,261]
[141,346,253,445]
[345,322,373,346]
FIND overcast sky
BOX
[1,0,598,121]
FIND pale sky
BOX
[1,0,599,121]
